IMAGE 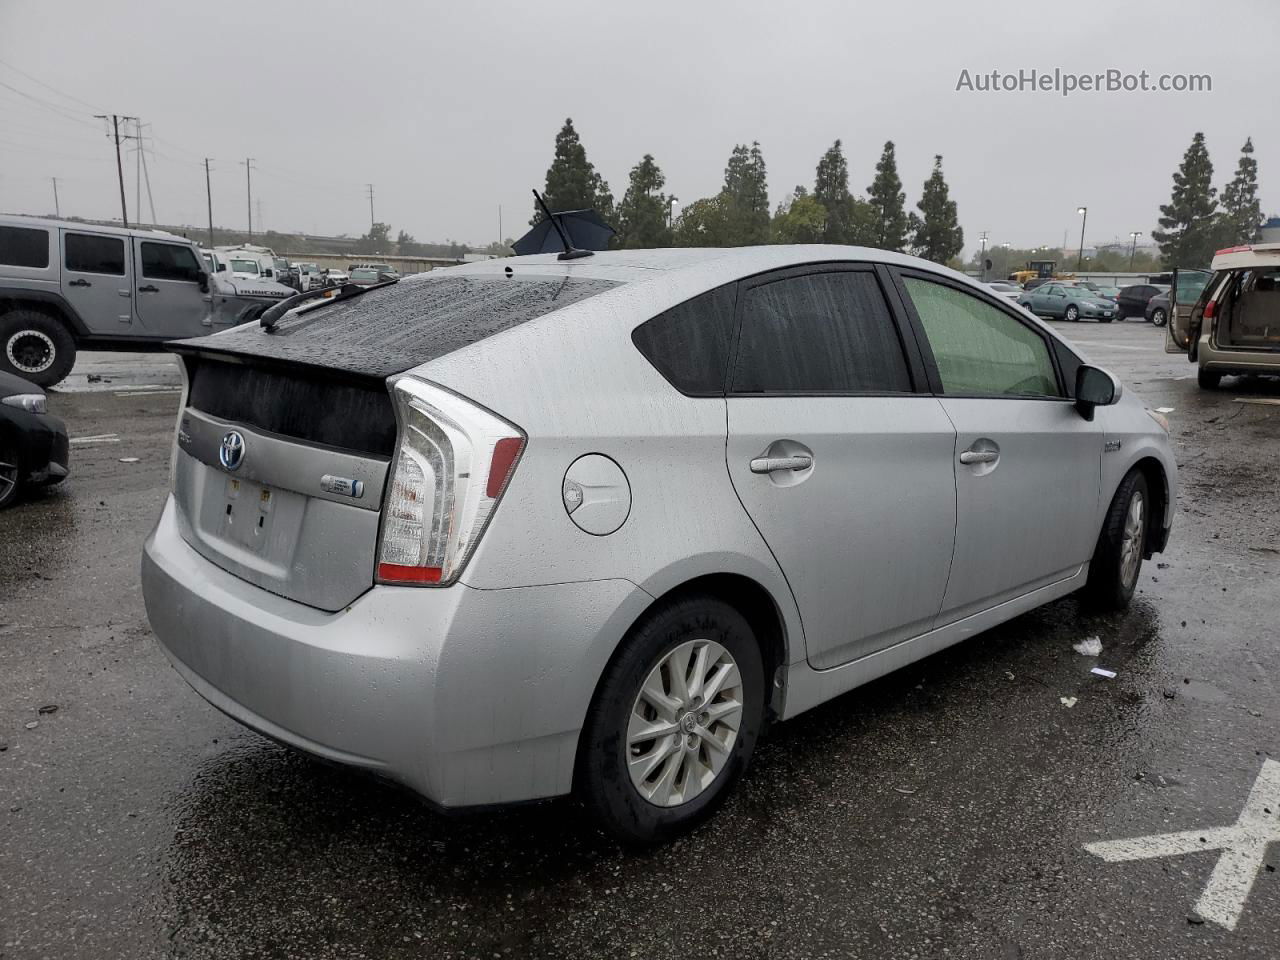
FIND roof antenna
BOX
[532,189,593,260]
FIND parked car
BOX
[1145,291,1170,326]
[986,281,1023,301]
[1165,244,1280,388]
[1116,283,1168,319]
[141,247,1176,844]
[1018,282,1118,321]
[348,262,399,279]
[322,268,349,286]
[0,369,68,509]
[347,267,387,286]
[0,215,249,387]
[1091,285,1121,301]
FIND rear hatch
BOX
[1213,266,1280,352]
[168,272,617,611]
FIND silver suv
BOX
[0,215,258,387]
[141,247,1176,843]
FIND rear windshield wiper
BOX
[259,277,399,332]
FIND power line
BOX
[0,57,103,112]
[94,114,137,227]
[0,78,101,129]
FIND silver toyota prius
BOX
[141,246,1176,843]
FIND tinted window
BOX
[175,275,620,377]
[903,277,1061,398]
[142,242,202,282]
[631,285,736,396]
[65,233,125,275]
[0,225,50,268]
[732,271,911,394]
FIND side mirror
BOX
[197,270,209,293]
[1075,364,1122,421]
[217,263,227,272]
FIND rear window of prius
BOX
[175,274,620,376]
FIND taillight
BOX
[376,377,525,586]
[1203,300,1216,320]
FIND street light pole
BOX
[1129,231,1142,271]
[1076,206,1088,272]
[978,231,989,281]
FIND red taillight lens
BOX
[487,436,525,498]
[375,377,525,587]
[1203,300,1216,319]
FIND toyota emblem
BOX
[218,431,246,471]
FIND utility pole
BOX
[204,159,214,248]
[51,177,60,218]
[241,158,255,237]
[366,183,375,231]
[1129,231,1142,271]
[95,114,136,227]
[978,230,989,281]
[1076,206,1088,272]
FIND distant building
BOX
[1260,216,1280,244]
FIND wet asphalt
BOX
[1,323,1278,959]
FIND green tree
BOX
[673,194,737,247]
[770,186,827,244]
[533,117,614,225]
[812,140,877,245]
[615,154,672,249]
[867,141,910,252]
[1220,137,1263,245]
[359,222,392,254]
[722,142,770,245]
[1152,132,1221,268]
[910,155,964,264]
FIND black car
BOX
[1144,291,1171,327]
[0,370,69,508]
[1116,283,1168,319]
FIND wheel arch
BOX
[0,291,85,337]
[1130,455,1170,557]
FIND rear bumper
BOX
[3,408,68,486]
[141,495,651,807]
[1199,340,1280,376]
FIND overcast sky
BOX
[1,0,1275,257]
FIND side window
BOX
[141,242,202,283]
[732,271,912,394]
[631,284,737,396]
[65,233,125,275]
[0,226,50,268]
[902,277,1062,398]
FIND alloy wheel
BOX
[0,460,18,505]
[1120,491,1145,589]
[627,639,744,807]
[6,330,56,375]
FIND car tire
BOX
[578,594,766,845]
[0,450,21,509]
[1151,308,1167,327]
[1064,304,1080,322]
[0,309,77,388]
[1082,469,1150,611]
[1197,368,1221,390]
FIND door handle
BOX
[750,455,813,474]
[138,284,159,293]
[959,450,999,465]
[69,278,91,288]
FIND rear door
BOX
[61,229,133,330]
[725,264,958,669]
[1165,268,1213,353]
[892,271,1102,622]
[133,239,211,337]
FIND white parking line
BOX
[114,388,182,397]
[1084,759,1280,930]
[69,434,120,445]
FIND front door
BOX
[724,266,958,670]
[132,239,212,337]
[894,272,1102,622]
[61,229,133,329]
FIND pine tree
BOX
[1220,137,1263,245]
[721,142,770,245]
[1152,132,1220,268]
[813,140,851,244]
[910,155,964,264]
[532,118,614,225]
[615,154,672,249]
[867,141,909,252]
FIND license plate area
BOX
[219,476,282,554]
